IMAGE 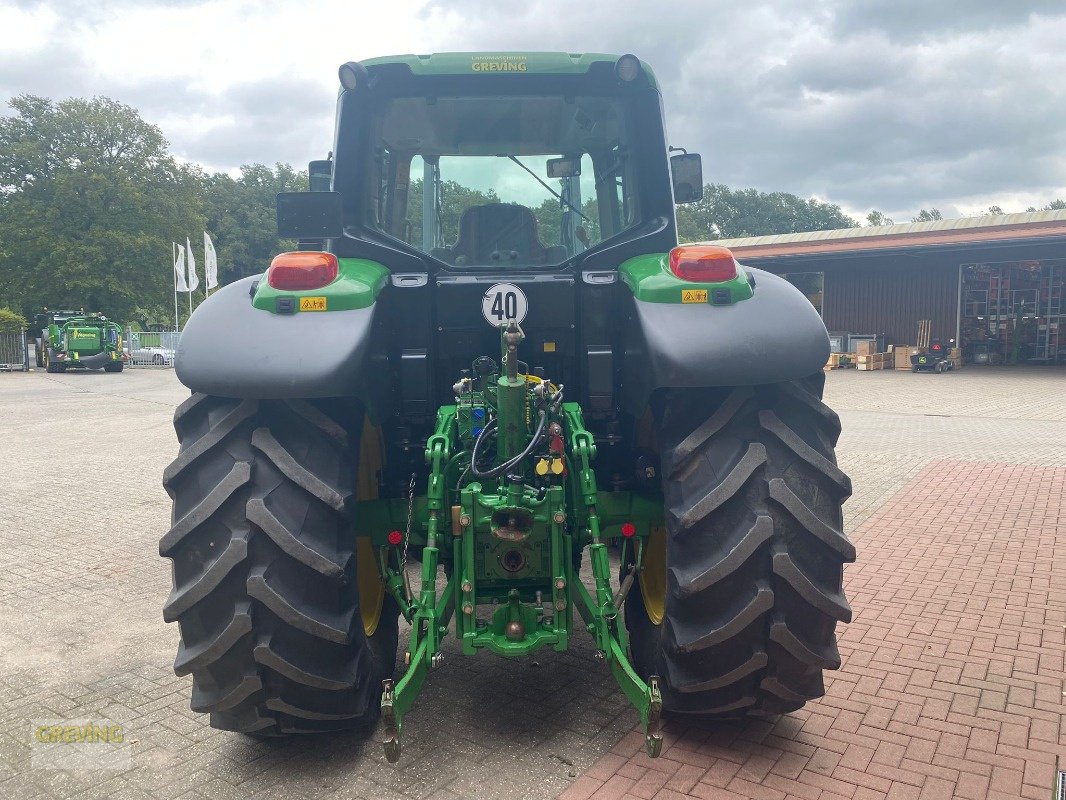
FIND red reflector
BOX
[621,522,636,538]
[387,530,403,546]
[669,245,738,283]
[267,251,338,290]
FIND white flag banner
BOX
[174,244,189,292]
[204,231,218,289]
[186,237,200,292]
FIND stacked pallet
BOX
[852,339,890,371]
[824,353,855,370]
[856,351,890,370]
[949,347,963,370]
[894,346,921,371]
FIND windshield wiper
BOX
[504,155,592,223]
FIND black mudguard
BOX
[75,351,114,370]
[620,267,830,415]
[175,276,377,399]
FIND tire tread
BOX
[626,376,853,717]
[161,395,397,735]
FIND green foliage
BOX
[203,163,305,283]
[532,197,601,248]
[675,184,858,242]
[866,210,894,226]
[912,208,943,222]
[0,95,305,327]
[0,307,27,333]
[0,95,206,325]
[1026,199,1066,212]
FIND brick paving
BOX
[564,458,1066,800]
[0,366,1063,799]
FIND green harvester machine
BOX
[161,52,855,761]
[36,310,124,373]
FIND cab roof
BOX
[358,52,659,89]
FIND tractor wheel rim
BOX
[356,414,387,636]
[638,525,667,626]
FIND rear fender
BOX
[175,275,377,400]
[620,267,829,415]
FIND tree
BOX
[866,210,894,226]
[202,163,305,284]
[532,196,601,249]
[675,184,858,242]
[987,205,1005,216]
[912,208,943,222]
[1027,199,1066,212]
[0,307,27,333]
[0,95,204,325]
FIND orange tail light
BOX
[668,245,738,283]
[267,252,339,290]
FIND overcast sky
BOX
[3,0,1064,222]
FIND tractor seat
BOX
[448,203,558,266]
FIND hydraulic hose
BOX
[470,410,548,480]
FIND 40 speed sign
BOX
[481,283,528,326]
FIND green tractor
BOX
[36,310,124,373]
[162,52,854,759]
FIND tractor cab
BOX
[271,52,708,482]
[318,53,700,270]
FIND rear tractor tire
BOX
[161,393,398,735]
[104,362,123,373]
[625,374,855,718]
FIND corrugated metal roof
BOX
[701,208,1066,250]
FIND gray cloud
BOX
[417,0,1066,216]
[0,37,334,171]
[3,0,1065,219]
[830,0,1064,40]
[171,77,336,170]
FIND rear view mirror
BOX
[547,156,581,178]
[670,152,704,204]
[277,191,343,239]
[308,159,332,192]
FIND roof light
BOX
[668,245,739,283]
[266,252,339,290]
[338,61,368,91]
[615,54,642,82]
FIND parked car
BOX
[127,333,176,365]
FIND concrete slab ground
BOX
[0,366,1063,799]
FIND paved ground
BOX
[0,366,1063,799]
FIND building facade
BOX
[712,210,1066,364]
